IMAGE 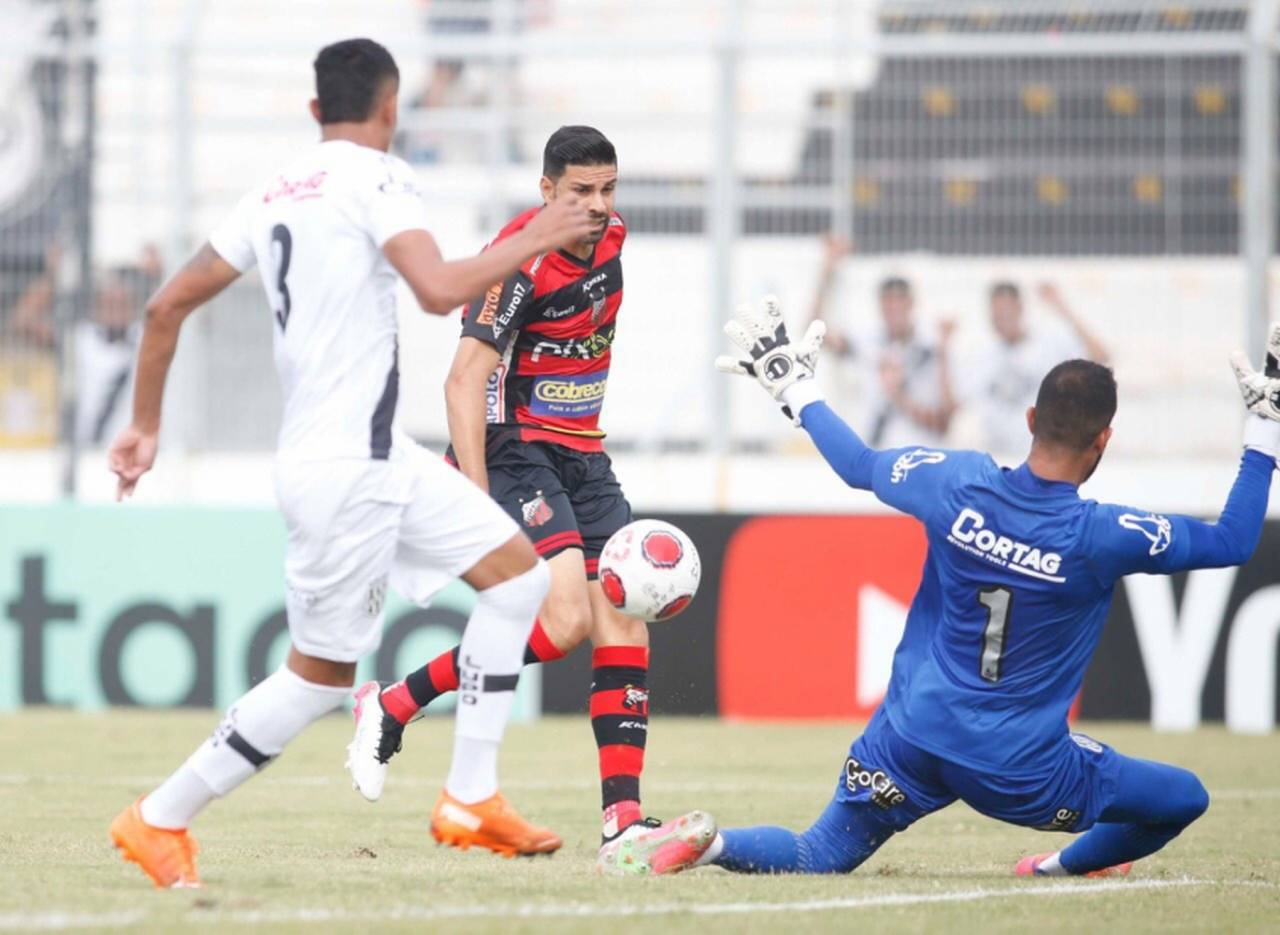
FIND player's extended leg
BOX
[428,532,563,857]
[1018,755,1209,878]
[109,646,352,888]
[349,545,591,801]
[375,614,570,725]
[113,460,401,888]
[360,474,586,743]
[681,714,948,877]
[584,580,653,841]
[705,794,906,874]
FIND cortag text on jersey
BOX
[947,507,1066,583]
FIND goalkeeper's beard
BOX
[1080,445,1105,484]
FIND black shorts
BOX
[477,436,632,579]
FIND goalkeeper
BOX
[628,297,1280,877]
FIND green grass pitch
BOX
[1,711,1276,933]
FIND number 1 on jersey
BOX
[977,585,1013,683]
[271,224,293,331]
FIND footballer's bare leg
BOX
[112,640,354,888]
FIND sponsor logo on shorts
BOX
[1118,512,1173,557]
[521,491,554,527]
[890,448,947,484]
[286,583,318,609]
[1036,806,1082,832]
[365,574,388,617]
[529,372,608,417]
[843,755,908,810]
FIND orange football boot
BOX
[430,790,562,857]
[1015,852,1132,878]
[109,798,202,888]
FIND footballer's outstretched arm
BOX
[1097,328,1280,578]
[109,243,243,500]
[383,200,595,315]
[794,398,879,490]
[445,336,502,493]
[1095,448,1274,578]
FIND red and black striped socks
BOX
[380,619,565,724]
[590,645,649,838]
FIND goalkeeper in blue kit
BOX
[614,296,1280,878]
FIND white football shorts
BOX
[273,441,519,662]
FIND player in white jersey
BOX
[106,39,597,888]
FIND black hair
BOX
[1033,359,1117,451]
[990,280,1021,303]
[879,276,912,297]
[542,125,617,180]
[313,39,399,124]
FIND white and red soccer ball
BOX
[598,519,701,622]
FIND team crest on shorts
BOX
[521,491,554,527]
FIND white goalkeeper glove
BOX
[714,295,826,424]
[1230,321,1280,459]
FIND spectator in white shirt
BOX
[966,280,1110,459]
[808,235,956,449]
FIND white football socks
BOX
[140,665,350,829]
[693,832,725,867]
[445,560,549,804]
[139,766,216,830]
[1035,852,1069,876]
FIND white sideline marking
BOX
[2,773,1279,800]
[0,912,143,931]
[0,879,1269,930]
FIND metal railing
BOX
[0,0,1276,492]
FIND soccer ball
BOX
[598,519,701,622]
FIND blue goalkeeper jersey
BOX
[797,400,1273,776]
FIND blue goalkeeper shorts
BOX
[836,708,1124,834]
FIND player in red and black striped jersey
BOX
[459,199,621,452]
[354,126,703,873]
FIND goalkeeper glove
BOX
[1230,321,1280,458]
[714,295,826,423]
